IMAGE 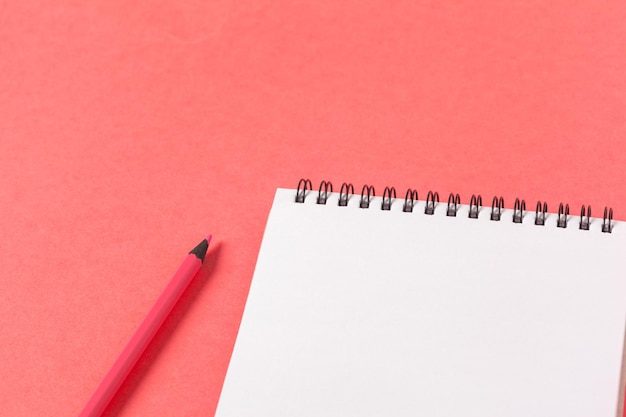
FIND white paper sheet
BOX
[216,188,626,417]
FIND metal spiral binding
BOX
[513,199,526,223]
[557,203,569,228]
[491,197,504,221]
[382,187,396,210]
[295,179,615,233]
[317,181,333,205]
[295,179,312,203]
[403,189,418,213]
[535,201,548,226]
[446,193,460,217]
[338,183,354,207]
[603,207,613,233]
[425,191,439,215]
[360,185,375,209]
[579,206,591,230]
[469,195,482,219]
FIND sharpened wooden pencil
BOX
[78,236,212,417]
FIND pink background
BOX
[2,1,626,415]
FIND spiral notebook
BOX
[216,180,626,417]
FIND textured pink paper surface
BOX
[1,1,626,416]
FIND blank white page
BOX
[216,188,626,417]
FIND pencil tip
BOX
[206,235,213,245]
[189,237,210,263]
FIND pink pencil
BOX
[78,236,212,417]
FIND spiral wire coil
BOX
[294,179,614,233]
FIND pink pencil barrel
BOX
[78,236,211,417]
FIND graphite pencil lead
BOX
[189,236,211,263]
